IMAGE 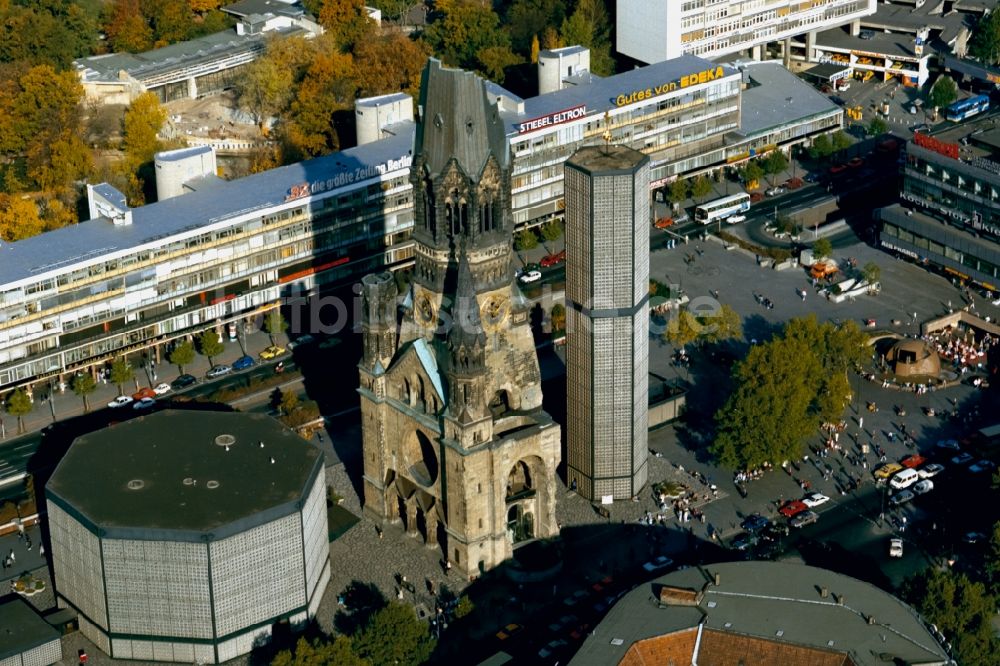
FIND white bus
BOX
[694,193,751,225]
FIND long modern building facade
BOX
[0,55,842,394]
[565,145,650,501]
[877,119,1000,292]
[617,0,876,64]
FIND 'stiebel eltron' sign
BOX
[518,105,588,134]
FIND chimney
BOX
[821,586,829,598]
[714,572,721,586]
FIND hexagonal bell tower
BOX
[358,59,561,578]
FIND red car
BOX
[900,454,927,469]
[541,251,566,267]
[847,157,865,168]
[132,387,157,400]
[829,164,848,175]
[779,500,809,518]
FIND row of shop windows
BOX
[883,222,1000,278]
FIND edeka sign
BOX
[518,105,587,134]
[285,155,414,201]
[614,66,726,107]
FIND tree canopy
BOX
[353,602,437,666]
[969,9,1000,66]
[929,76,959,110]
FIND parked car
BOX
[518,269,543,284]
[969,459,996,473]
[912,479,934,495]
[790,510,819,528]
[804,172,821,183]
[802,492,830,508]
[259,345,286,360]
[495,623,523,641]
[740,514,770,532]
[918,463,944,479]
[890,468,919,489]
[829,164,849,175]
[889,490,915,506]
[152,383,172,395]
[654,217,675,229]
[965,532,987,544]
[642,555,674,572]
[910,123,930,134]
[171,374,197,389]
[287,334,315,350]
[538,639,568,659]
[206,364,233,379]
[847,157,865,168]
[232,355,255,371]
[874,462,904,479]
[951,452,974,465]
[131,387,156,401]
[726,214,747,224]
[731,532,760,551]
[562,590,589,607]
[889,538,904,557]
[540,252,564,268]
[765,186,787,197]
[860,30,875,40]
[779,500,809,518]
[107,395,133,409]
[936,439,961,450]
[132,397,156,410]
[900,454,927,469]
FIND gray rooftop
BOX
[0,127,414,288]
[816,26,929,59]
[222,0,305,19]
[736,61,841,137]
[571,561,949,666]
[504,54,737,135]
[861,1,975,44]
[74,26,300,85]
[0,597,61,660]
[566,144,649,175]
[46,411,324,541]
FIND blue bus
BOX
[946,95,990,122]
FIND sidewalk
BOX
[1,329,286,444]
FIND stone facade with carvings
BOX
[357,60,561,577]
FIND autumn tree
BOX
[0,3,98,70]
[315,0,377,51]
[0,194,44,241]
[237,35,318,131]
[282,47,355,159]
[366,0,413,24]
[123,92,167,166]
[353,30,430,100]
[104,0,154,53]
[264,309,288,345]
[27,132,91,192]
[531,35,540,63]
[506,0,566,55]
[424,0,510,72]
[188,0,223,13]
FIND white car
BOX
[642,555,674,572]
[918,463,944,479]
[802,492,830,508]
[726,214,747,224]
[912,479,934,495]
[107,395,133,409]
[518,270,542,284]
[152,383,171,395]
[889,538,904,558]
[133,397,156,410]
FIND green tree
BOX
[454,595,474,619]
[988,521,1000,596]
[867,116,888,137]
[122,92,167,166]
[665,303,742,349]
[550,303,566,333]
[4,388,32,434]
[71,372,97,413]
[367,0,413,24]
[761,151,788,185]
[690,175,713,203]
[559,0,613,75]
[929,76,959,112]
[740,161,764,188]
[110,356,134,393]
[540,219,563,242]
[476,45,522,84]
[424,0,510,71]
[969,10,1000,65]
[903,568,1000,665]
[711,334,820,469]
[353,602,436,666]
[664,310,700,349]
[279,389,300,416]
[271,636,367,666]
[861,261,881,286]
[265,309,287,345]
[168,340,196,374]
[830,130,853,154]
[507,0,566,55]
[808,133,833,160]
[514,229,538,251]
[667,179,689,204]
[198,330,225,368]
[812,237,833,259]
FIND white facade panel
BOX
[48,503,108,630]
[301,469,329,599]
[617,0,672,65]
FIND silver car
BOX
[790,510,819,528]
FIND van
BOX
[889,468,919,490]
